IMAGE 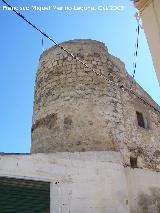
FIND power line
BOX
[132,21,140,80]
[130,12,141,92]
[1,0,111,81]
[1,0,160,114]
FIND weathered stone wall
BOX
[118,71,160,170]
[31,39,160,170]
[32,39,125,153]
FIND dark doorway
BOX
[130,156,138,168]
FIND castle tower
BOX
[31,39,126,153]
[31,39,160,172]
[0,39,160,213]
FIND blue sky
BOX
[0,0,159,153]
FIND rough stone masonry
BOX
[31,39,160,171]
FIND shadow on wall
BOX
[134,187,160,213]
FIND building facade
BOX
[32,39,160,170]
[0,39,160,212]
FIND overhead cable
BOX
[1,0,160,114]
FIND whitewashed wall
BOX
[126,168,160,213]
[1,152,160,212]
[0,152,129,213]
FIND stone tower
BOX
[31,39,125,153]
[31,39,160,171]
[1,39,160,213]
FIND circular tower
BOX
[31,39,124,153]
